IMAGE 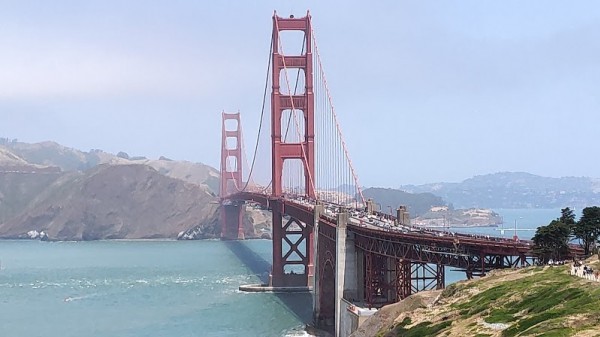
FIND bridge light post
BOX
[513,217,523,241]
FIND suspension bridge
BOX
[217,11,583,336]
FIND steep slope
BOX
[0,147,30,166]
[353,260,600,337]
[0,164,220,240]
[0,167,64,223]
[139,158,219,194]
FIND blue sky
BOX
[0,1,598,186]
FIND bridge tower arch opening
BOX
[270,12,316,288]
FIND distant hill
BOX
[401,172,600,209]
[362,187,445,217]
[0,164,219,240]
[0,138,219,194]
[0,146,30,166]
[0,139,233,241]
[0,165,63,224]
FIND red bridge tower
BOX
[220,111,245,240]
[270,12,316,287]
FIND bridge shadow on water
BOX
[223,240,314,327]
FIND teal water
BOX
[440,209,564,284]
[0,240,312,337]
[447,208,564,240]
[0,209,566,336]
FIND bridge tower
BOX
[220,111,245,240]
[270,12,315,287]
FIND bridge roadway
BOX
[231,191,579,274]
[229,192,585,336]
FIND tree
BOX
[116,151,130,159]
[573,206,600,255]
[559,207,576,225]
[532,220,571,263]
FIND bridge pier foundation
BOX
[343,232,358,302]
[335,211,349,337]
[269,199,313,287]
[312,204,323,326]
[315,216,336,329]
[220,202,244,240]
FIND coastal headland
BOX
[352,256,600,336]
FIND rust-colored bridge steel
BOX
[231,192,584,311]
[270,13,316,287]
[220,111,244,240]
[219,12,586,333]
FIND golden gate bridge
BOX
[217,11,583,336]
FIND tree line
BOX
[532,206,600,263]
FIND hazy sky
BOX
[1,1,598,186]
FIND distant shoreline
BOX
[0,237,274,242]
[414,224,500,229]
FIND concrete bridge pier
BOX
[312,204,324,327]
[343,231,358,302]
[335,211,349,337]
[356,249,365,303]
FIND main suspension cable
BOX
[239,33,275,194]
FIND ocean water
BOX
[0,209,565,336]
[447,208,565,240]
[0,240,313,337]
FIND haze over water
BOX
[0,209,564,336]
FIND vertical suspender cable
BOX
[311,27,366,206]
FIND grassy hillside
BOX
[354,257,600,337]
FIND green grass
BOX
[462,268,600,336]
[523,326,574,336]
[457,266,600,336]
[391,321,452,337]
[503,312,564,337]
[485,310,514,323]
[380,265,600,336]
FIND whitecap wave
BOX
[63,293,100,302]
[282,331,316,337]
